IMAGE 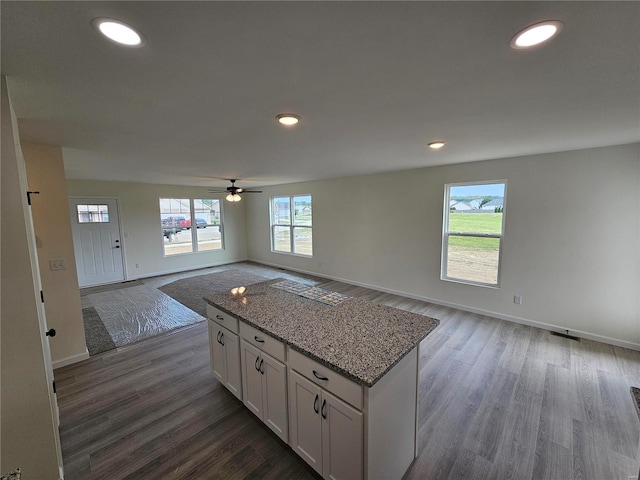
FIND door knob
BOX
[46,328,56,337]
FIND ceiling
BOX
[2,1,639,189]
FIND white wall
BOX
[245,143,640,349]
[1,76,61,479]
[66,180,249,279]
[23,142,88,367]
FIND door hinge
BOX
[26,191,40,205]
[52,380,56,394]
[40,290,45,303]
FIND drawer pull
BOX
[216,314,224,320]
[321,399,327,419]
[313,370,329,381]
[314,394,319,414]
[254,336,265,343]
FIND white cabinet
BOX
[289,370,363,480]
[240,339,288,442]
[208,320,242,400]
[289,370,323,473]
[205,300,420,480]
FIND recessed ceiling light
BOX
[91,18,145,47]
[276,114,300,126]
[428,141,446,150]
[510,20,564,49]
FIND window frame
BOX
[270,194,313,257]
[441,180,507,288]
[76,204,110,223]
[159,198,225,257]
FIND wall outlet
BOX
[135,263,140,269]
[513,295,523,305]
[49,259,66,271]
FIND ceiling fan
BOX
[207,179,262,202]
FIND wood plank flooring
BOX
[56,263,640,479]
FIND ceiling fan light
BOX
[276,113,300,126]
[226,193,242,202]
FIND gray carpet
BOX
[158,269,269,317]
[632,387,640,420]
[82,306,116,355]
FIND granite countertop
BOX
[204,279,439,387]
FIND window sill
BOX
[440,276,500,289]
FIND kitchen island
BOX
[204,279,439,480]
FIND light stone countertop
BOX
[204,279,440,387]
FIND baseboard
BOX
[53,348,90,369]
[125,257,249,281]
[249,259,640,352]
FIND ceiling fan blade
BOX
[207,180,262,195]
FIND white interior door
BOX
[69,197,124,287]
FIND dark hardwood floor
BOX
[56,263,640,479]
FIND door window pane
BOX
[77,204,109,223]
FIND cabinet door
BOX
[322,390,364,480]
[289,370,323,475]
[240,340,263,418]
[262,353,288,442]
[222,328,242,400]
[209,322,226,384]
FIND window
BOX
[77,204,109,223]
[271,195,312,256]
[159,198,223,256]
[442,181,506,286]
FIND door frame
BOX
[15,139,65,476]
[68,195,128,286]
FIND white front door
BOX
[69,197,124,287]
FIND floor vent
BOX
[551,331,580,341]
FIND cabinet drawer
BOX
[240,321,286,363]
[206,304,239,333]
[288,348,363,411]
